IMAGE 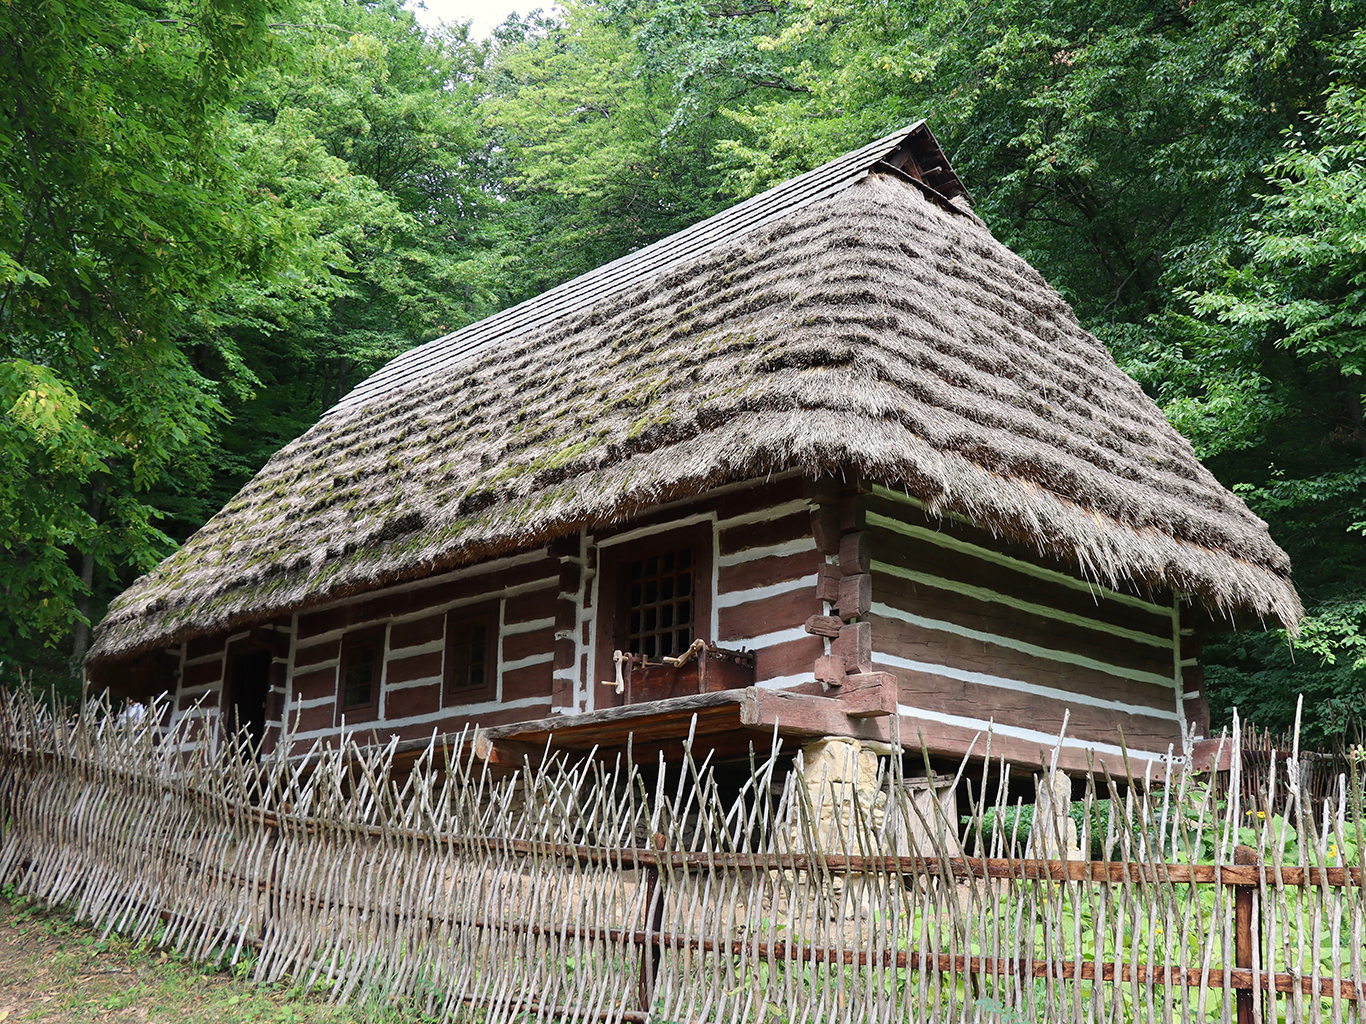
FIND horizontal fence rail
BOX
[1,688,1364,1023]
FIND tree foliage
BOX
[0,0,287,676]
[1175,31,1366,741]
[5,0,1366,740]
[176,0,497,530]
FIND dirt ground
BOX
[0,896,420,1024]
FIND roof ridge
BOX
[334,120,961,411]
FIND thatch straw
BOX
[89,170,1299,668]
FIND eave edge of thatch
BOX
[86,449,1302,674]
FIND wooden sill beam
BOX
[477,678,897,764]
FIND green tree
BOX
[482,0,765,298]
[169,0,501,532]
[0,0,288,681]
[1174,34,1366,742]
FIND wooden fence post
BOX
[1234,843,1258,1024]
[637,863,664,1013]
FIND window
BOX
[625,547,693,658]
[595,523,713,705]
[444,607,495,703]
[338,629,383,721]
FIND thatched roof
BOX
[88,122,1301,668]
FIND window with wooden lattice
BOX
[444,605,495,704]
[338,628,382,723]
[624,547,694,659]
[595,523,714,705]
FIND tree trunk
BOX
[68,550,96,678]
[68,481,105,678]
[1343,380,1366,458]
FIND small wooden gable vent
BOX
[875,123,971,206]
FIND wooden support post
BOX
[838,531,870,575]
[810,476,878,701]
[552,558,580,709]
[837,573,871,620]
[837,494,866,533]
[810,505,841,555]
[262,655,288,757]
[839,672,897,718]
[1234,843,1258,1024]
[816,564,841,603]
[803,614,844,638]
[813,655,846,687]
[806,475,843,506]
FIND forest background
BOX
[3,0,1366,744]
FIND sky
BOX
[405,0,528,38]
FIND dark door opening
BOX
[225,649,272,750]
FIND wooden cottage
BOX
[86,123,1301,776]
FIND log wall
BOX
[585,474,821,707]
[281,551,562,753]
[866,484,1197,771]
[157,473,1209,770]
[169,633,221,746]
[713,485,824,690]
[163,476,823,754]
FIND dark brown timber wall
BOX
[169,633,227,748]
[282,552,561,753]
[165,626,290,752]
[160,475,1204,770]
[714,478,824,689]
[587,474,822,707]
[160,475,823,755]
[867,485,1197,772]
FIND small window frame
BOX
[337,627,384,724]
[594,522,714,707]
[443,604,497,706]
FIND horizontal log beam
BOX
[839,671,897,719]
[739,688,888,741]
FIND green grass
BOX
[0,894,443,1024]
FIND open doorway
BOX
[224,648,272,750]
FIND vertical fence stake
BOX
[638,861,664,1015]
[12,697,1366,1024]
[262,818,278,946]
[1234,843,1258,1024]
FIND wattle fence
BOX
[1,687,1363,1023]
